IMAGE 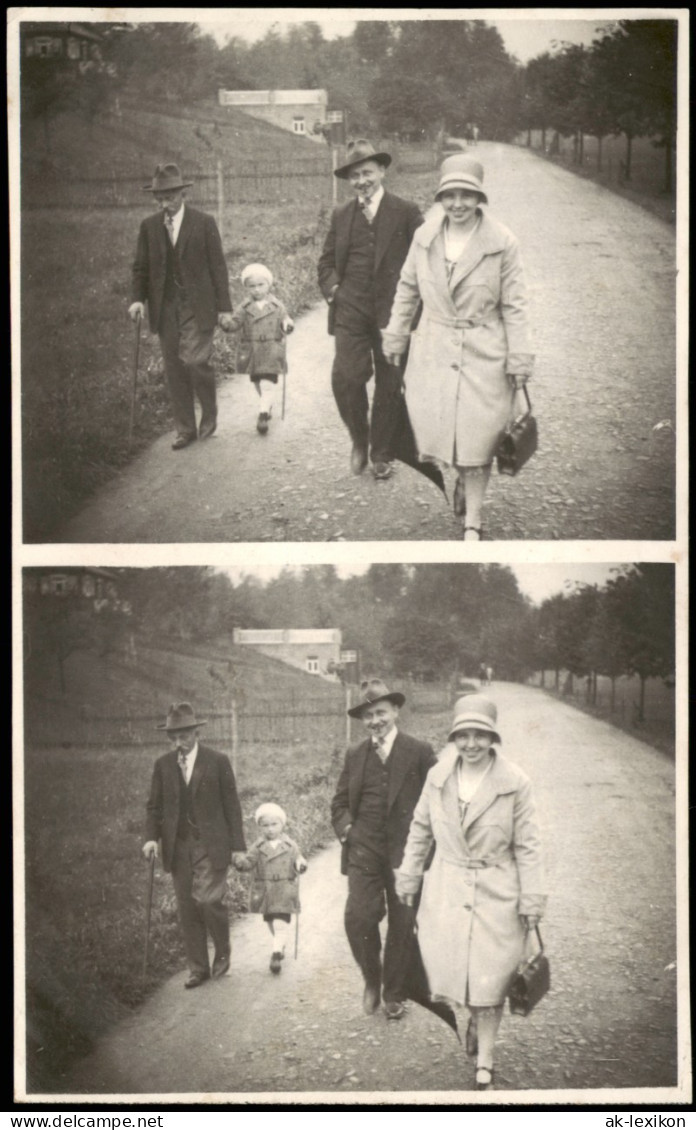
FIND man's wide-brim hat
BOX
[156,702,208,731]
[435,153,488,204]
[334,139,392,179]
[448,694,501,743]
[143,163,193,193]
[347,678,405,718]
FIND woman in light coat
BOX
[395,695,546,1090]
[382,155,534,540]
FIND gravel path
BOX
[59,684,679,1103]
[56,143,676,544]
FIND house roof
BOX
[22,22,103,43]
[235,628,340,645]
[219,88,327,107]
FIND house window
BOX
[49,574,76,597]
[306,656,319,674]
[293,117,306,135]
[30,36,62,58]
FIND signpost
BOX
[327,110,346,205]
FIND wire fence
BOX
[528,670,674,732]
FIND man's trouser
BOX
[344,855,413,1002]
[159,293,217,440]
[331,314,403,464]
[172,837,229,977]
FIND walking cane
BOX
[281,367,287,420]
[294,872,300,959]
[128,311,142,451]
[142,851,155,982]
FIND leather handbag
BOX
[508,926,550,1016]
[496,385,538,476]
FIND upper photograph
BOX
[14,13,681,544]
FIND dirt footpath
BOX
[59,684,680,1103]
[56,143,676,544]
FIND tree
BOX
[383,615,458,680]
[368,74,444,139]
[604,565,674,722]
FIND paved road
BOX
[59,684,680,1103]
[57,143,676,544]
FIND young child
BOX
[236,802,307,973]
[227,263,294,435]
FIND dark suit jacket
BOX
[331,730,435,874]
[145,743,246,872]
[132,206,232,334]
[317,192,423,331]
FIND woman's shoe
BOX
[453,479,466,517]
[475,1066,494,1090]
[270,951,283,973]
[465,1017,478,1058]
[463,526,483,541]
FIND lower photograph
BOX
[18,561,684,1103]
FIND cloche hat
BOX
[448,694,501,743]
[435,154,488,204]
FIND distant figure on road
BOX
[331,678,435,1020]
[142,702,246,989]
[471,124,480,146]
[382,154,534,540]
[486,665,494,685]
[318,140,423,481]
[235,802,307,974]
[129,163,234,451]
[396,695,546,1090]
[479,662,489,686]
[226,262,294,436]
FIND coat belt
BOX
[441,848,513,869]
[426,312,501,330]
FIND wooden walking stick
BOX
[281,367,287,420]
[142,851,155,982]
[128,310,142,451]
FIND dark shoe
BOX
[184,971,210,989]
[257,412,270,435]
[172,434,196,451]
[466,1017,478,1058]
[383,1000,405,1020]
[212,954,230,980]
[371,461,393,480]
[270,951,283,974]
[475,1066,495,1090]
[454,478,466,517]
[351,444,368,475]
[199,422,217,440]
[362,982,380,1015]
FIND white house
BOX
[217,88,328,141]
[232,628,341,680]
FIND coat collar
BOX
[414,207,507,292]
[168,742,208,796]
[353,728,409,813]
[431,745,520,834]
[254,834,294,860]
[241,294,282,320]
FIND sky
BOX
[200,10,619,62]
[220,563,626,605]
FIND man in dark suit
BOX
[318,140,423,480]
[129,163,233,451]
[143,702,246,989]
[331,679,435,1019]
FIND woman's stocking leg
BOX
[459,465,491,538]
[473,1004,504,1070]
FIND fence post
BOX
[230,693,238,775]
[345,684,352,745]
[216,159,225,242]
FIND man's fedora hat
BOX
[347,678,406,718]
[448,694,501,743]
[435,154,488,204]
[334,139,392,179]
[143,163,194,193]
[156,702,208,731]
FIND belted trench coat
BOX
[396,746,546,1007]
[382,208,534,467]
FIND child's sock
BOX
[258,380,275,416]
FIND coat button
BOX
[463,904,472,911]
[451,363,459,370]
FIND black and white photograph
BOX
[9,6,689,1117]
[11,9,684,543]
[18,561,684,1102]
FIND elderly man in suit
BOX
[331,679,435,1019]
[143,703,246,989]
[129,163,233,451]
[318,141,423,480]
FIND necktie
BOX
[359,199,372,225]
[178,751,189,783]
[372,735,386,761]
[165,215,175,244]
